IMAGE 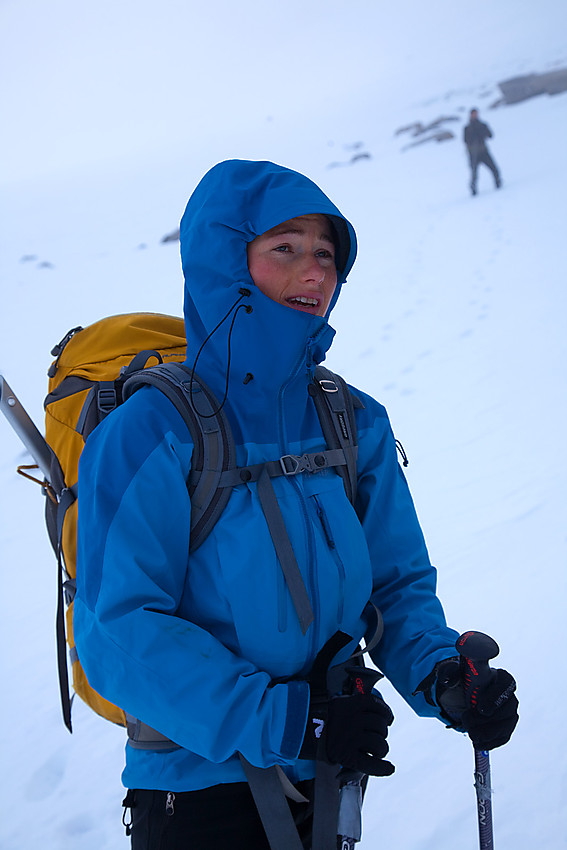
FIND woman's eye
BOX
[273,244,291,253]
[316,249,334,260]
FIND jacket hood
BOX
[178,160,357,410]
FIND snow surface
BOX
[1,2,566,847]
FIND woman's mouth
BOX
[286,296,320,310]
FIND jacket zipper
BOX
[277,563,287,633]
[313,496,345,623]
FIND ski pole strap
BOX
[256,467,314,635]
[239,755,305,850]
[348,602,384,659]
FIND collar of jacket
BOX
[183,278,336,437]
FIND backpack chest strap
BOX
[189,446,354,489]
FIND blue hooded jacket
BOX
[74,160,459,792]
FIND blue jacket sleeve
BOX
[74,386,308,767]
[353,390,459,718]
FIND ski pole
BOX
[456,631,500,850]
[0,374,54,482]
[338,666,383,849]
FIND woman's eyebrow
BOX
[267,225,335,243]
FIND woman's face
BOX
[247,214,338,317]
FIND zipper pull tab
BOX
[48,326,83,378]
[165,791,176,817]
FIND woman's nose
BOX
[298,254,325,283]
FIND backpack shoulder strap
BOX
[122,361,236,553]
[310,366,363,505]
[124,361,316,635]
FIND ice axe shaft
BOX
[456,631,499,850]
[0,374,54,483]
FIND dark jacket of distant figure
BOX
[464,118,493,160]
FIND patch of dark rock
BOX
[327,151,372,168]
[498,67,567,104]
[400,130,455,151]
[395,115,460,138]
[161,228,180,244]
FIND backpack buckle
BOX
[280,454,303,475]
[279,453,326,475]
[281,453,320,475]
[97,385,118,413]
[319,379,339,393]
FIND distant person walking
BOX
[464,108,501,196]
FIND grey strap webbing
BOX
[311,367,362,506]
[257,467,314,635]
[200,447,350,489]
[239,756,305,850]
[55,486,76,733]
[312,760,341,850]
[122,362,235,552]
[124,714,181,751]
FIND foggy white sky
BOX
[2,0,566,181]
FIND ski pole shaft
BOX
[0,374,53,482]
[456,631,500,850]
[473,749,493,850]
[338,666,384,848]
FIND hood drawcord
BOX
[395,439,409,467]
[189,287,253,418]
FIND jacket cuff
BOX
[414,656,466,728]
[280,680,310,760]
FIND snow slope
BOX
[1,2,566,847]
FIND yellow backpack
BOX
[44,313,186,729]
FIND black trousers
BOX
[124,781,314,850]
[469,150,501,190]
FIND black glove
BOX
[299,689,395,776]
[419,656,519,751]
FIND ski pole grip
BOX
[344,666,383,696]
[456,631,499,710]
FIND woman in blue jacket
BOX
[74,160,518,850]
